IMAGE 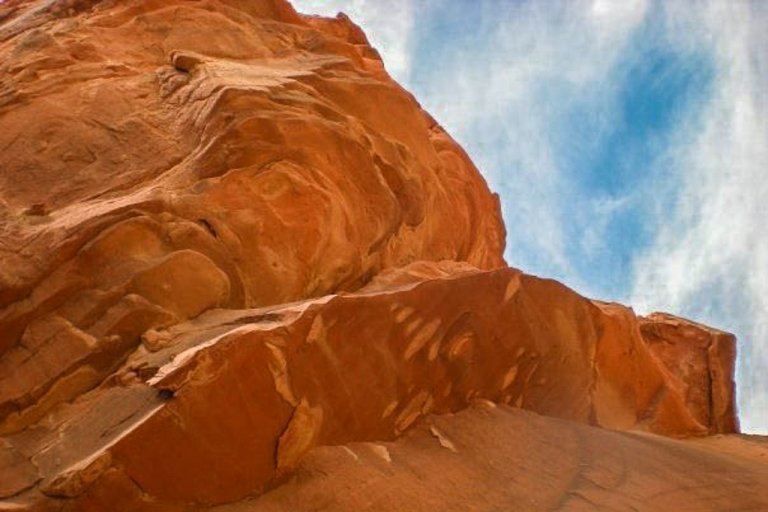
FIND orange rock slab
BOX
[640,312,738,434]
[0,264,739,510]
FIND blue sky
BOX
[292,0,768,434]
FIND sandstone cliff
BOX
[0,0,504,434]
[0,1,762,511]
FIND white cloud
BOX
[580,195,632,258]
[291,0,767,432]
[631,1,768,433]
[291,0,647,282]
[408,1,649,288]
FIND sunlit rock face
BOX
[0,263,746,509]
[0,1,761,511]
[0,0,505,433]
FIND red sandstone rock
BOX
[0,1,758,511]
[232,404,768,512]
[0,264,747,510]
[0,0,505,432]
[639,312,739,434]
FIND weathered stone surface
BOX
[0,264,742,510]
[0,1,751,511]
[639,312,739,434]
[230,404,768,512]
[0,0,505,433]
[0,438,39,499]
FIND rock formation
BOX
[231,404,768,512]
[0,0,763,511]
[0,0,504,436]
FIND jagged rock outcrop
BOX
[0,1,761,511]
[639,313,738,434]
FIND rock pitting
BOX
[0,1,763,511]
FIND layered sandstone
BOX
[0,0,760,511]
[0,264,745,510]
[0,0,504,435]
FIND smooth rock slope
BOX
[0,1,762,511]
[233,404,768,512]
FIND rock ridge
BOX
[0,263,740,509]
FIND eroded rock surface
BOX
[233,404,768,512]
[0,264,744,510]
[639,312,738,434]
[0,0,505,434]
[0,1,756,511]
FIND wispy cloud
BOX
[292,0,767,432]
[631,1,768,433]
[405,0,676,296]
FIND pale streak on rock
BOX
[427,339,441,361]
[502,366,519,389]
[429,426,458,453]
[265,342,298,407]
[305,314,325,346]
[474,399,497,409]
[402,317,424,338]
[368,444,392,463]
[277,399,324,471]
[445,331,474,361]
[503,273,522,302]
[393,306,416,324]
[395,391,431,433]
[404,318,442,360]
[340,446,359,462]
[381,400,399,419]
[147,325,260,387]
[422,395,435,416]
